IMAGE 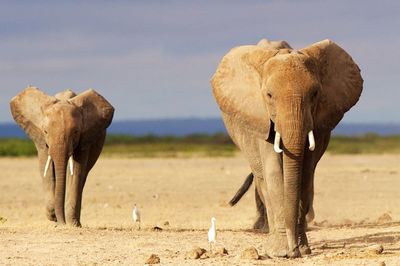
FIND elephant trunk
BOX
[52,151,68,225]
[50,141,76,225]
[282,141,304,257]
[277,103,311,257]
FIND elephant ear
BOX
[301,40,363,131]
[70,89,114,149]
[10,86,57,147]
[55,89,77,100]
[211,46,278,139]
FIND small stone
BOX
[216,247,228,255]
[367,244,384,255]
[184,247,206,259]
[152,226,163,231]
[143,254,160,264]
[241,247,259,260]
[380,261,386,266]
[163,221,170,226]
[377,213,392,223]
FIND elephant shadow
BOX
[308,221,400,257]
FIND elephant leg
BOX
[65,132,105,226]
[253,182,269,232]
[298,159,314,255]
[246,157,270,232]
[222,113,270,231]
[258,140,288,257]
[298,132,330,255]
[65,149,89,227]
[38,148,56,222]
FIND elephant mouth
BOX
[265,120,315,153]
[43,154,74,177]
[266,120,276,144]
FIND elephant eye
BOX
[267,93,272,99]
[44,130,48,134]
[311,90,318,100]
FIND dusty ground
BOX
[1,153,400,265]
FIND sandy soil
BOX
[1,153,400,265]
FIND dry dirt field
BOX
[1,153,400,265]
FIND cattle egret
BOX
[208,217,216,253]
[132,203,141,230]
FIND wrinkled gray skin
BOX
[211,39,363,257]
[10,87,114,227]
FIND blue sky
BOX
[1,0,399,123]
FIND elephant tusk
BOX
[69,155,74,176]
[308,130,315,151]
[43,155,51,177]
[274,132,283,153]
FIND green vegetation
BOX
[0,215,7,223]
[103,133,236,157]
[0,138,37,156]
[327,133,400,154]
[2,133,400,157]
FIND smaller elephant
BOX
[10,86,114,226]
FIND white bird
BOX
[132,203,141,230]
[208,217,216,253]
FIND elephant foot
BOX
[299,244,311,255]
[265,232,302,258]
[288,247,301,258]
[298,231,310,255]
[45,207,57,222]
[56,221,66,227]
[266,232,289,257]
[66,217,82,227]
[253,215,269,233]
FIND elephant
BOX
[227,39,309,233]
[10,86,114,227]
[210,39,363,257]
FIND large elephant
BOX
[10,86,114,227]
[228,39,301,233]
[211,39,363,257]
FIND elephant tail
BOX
[229,172,254,206]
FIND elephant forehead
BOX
[267,53,309,69]
[44,102,81,121]
[265,56,318,89]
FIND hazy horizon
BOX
[1,118,400,139]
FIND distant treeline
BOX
[1,133,400,157]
